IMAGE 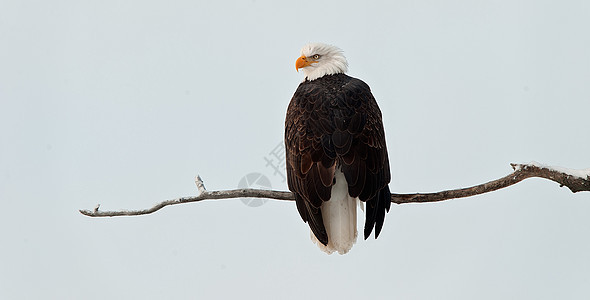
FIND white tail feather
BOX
[311,168,358,255]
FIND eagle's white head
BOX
[296,43,349,81]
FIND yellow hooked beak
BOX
[295,55,318,72]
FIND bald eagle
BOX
[285,43,391,254]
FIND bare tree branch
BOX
[391,162,590,204]
[79,162,590,217]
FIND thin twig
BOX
[79,162,590,217]
[79,189,294,217]
[195,175,207,195]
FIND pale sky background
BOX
[1,0,589,299]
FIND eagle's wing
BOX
[285,75,391,245]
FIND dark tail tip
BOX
[363,186,391,240]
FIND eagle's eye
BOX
[312,54,321,60]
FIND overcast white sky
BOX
[1,0,589,299]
